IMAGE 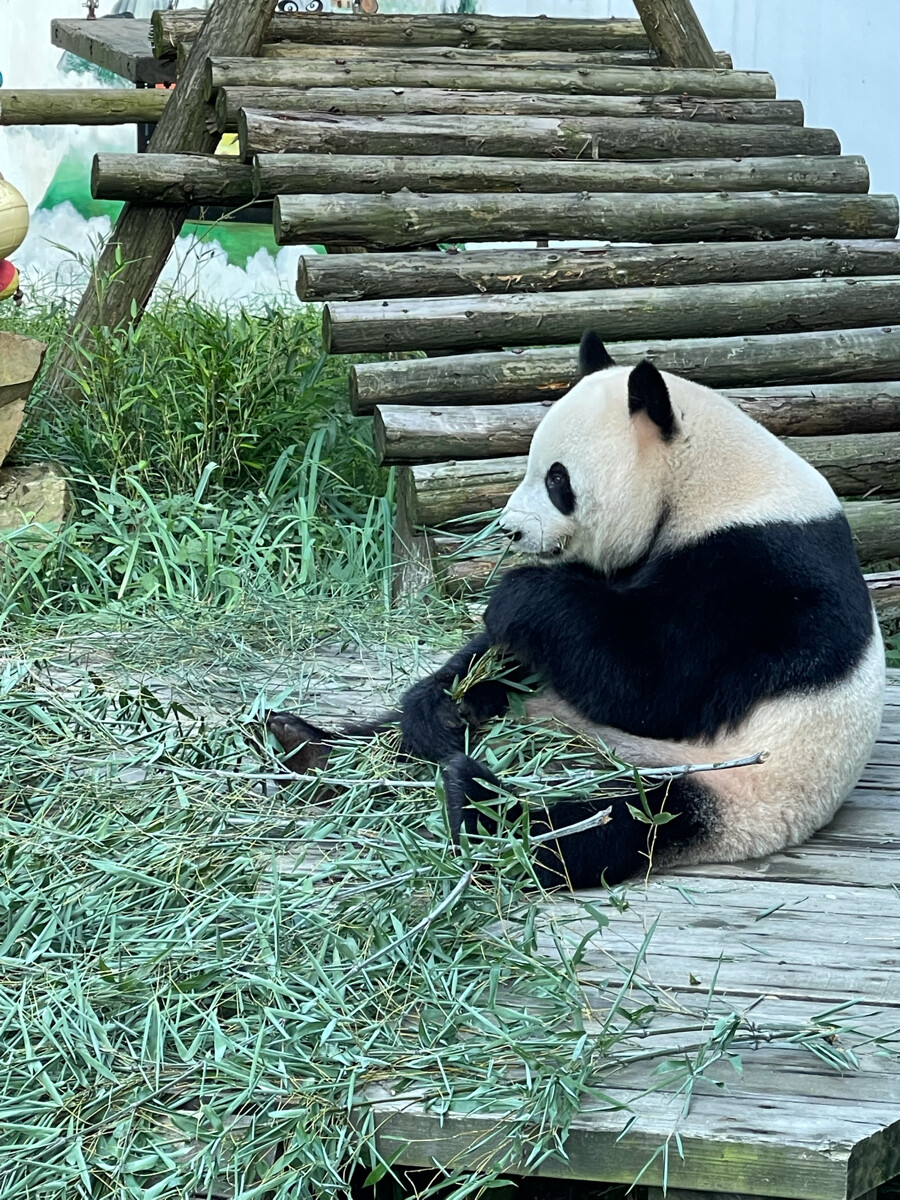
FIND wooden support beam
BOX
[325,276,900,355]
[350,325,900,413]
[298,239,900,303]
[247,153,865,201]
[216,88,802,130]
[274,192,897,252]
[240,110,835,161]
[373,384,900,464]
[0,88,169,126]
[633,0,718,69]
[92,153,253,204]
[154,12,652,57]
[42,0,278,400]
[205,57,776,99]
[400,436,900,527]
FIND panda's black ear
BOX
[579,330,615,376]
[628,360,676,440]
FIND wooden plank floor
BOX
[366,673,900,1200]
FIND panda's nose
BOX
[499,523,522,542]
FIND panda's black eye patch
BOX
[545,462,575,515]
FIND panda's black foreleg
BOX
[267,632,527,773]
[398,631,529,761]
[444,751,715,890]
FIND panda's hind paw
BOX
[266,711,333,774]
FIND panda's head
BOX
[499,332,677,574]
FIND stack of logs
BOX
[85,7,900,608]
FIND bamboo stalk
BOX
[298,239,900,303]
[350,326,900,413]
[373,385,900,464]
[154,12,652,56]
[204,57,776,100]
[325,276,900,355]
[247,152,865,202]
[241,110,836,162]
[91,153,254,204]
[216,88,801,131]
[275,192,896,251]
[0,88,169,126]
[401,435,900,526]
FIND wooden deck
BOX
[363,671,900,1200]
[51,18,174,85]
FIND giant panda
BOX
[268,331,885,890]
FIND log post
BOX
[42,0,278,400]
[633,0,719,69]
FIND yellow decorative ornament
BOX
[0,174,29,260]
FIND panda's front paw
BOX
[399,677,466,762]
[458,678,511,727]
[442,752,504,842]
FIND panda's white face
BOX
[500,365,671,574]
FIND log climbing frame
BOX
[82,0,900,608]
[52,2,900,1194]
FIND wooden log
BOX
[400,435,900,527]
[252,43,673,65]
[155,12,652,56]
[0,88,169,126]
[633,0,719,69]
[252,153,865,201]
[373,384,900,464]
[325,276,900,355]
[41,0,279,400]
[240,111,837,162]
[92,153,254,204]
[866,571,900,619]
[350,326,900,413]
[205,58,776,100]
[299,239,900,303]
[249,42,734,69]
[189,40,733,71]
[275,193,896,252]
[217,88,802,130]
